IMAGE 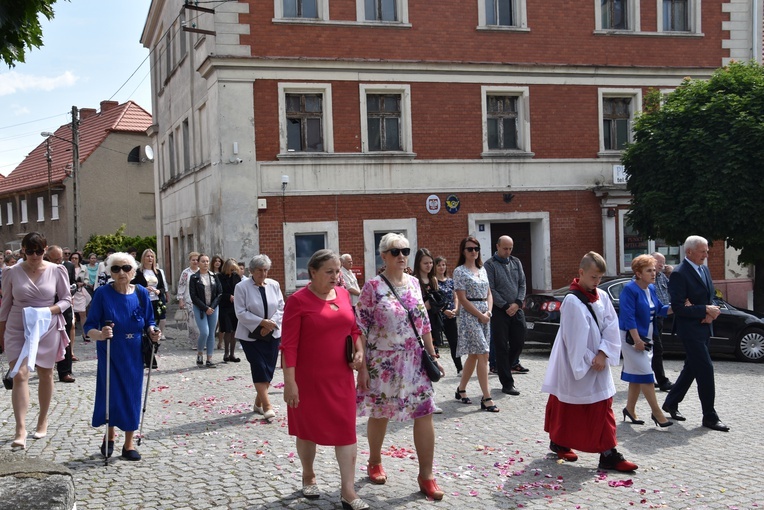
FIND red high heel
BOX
[417,475,444,500]
[368,463,387,484]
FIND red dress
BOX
[280,286,360,446]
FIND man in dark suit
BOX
[662,235,728,431]
[47,245,76,383]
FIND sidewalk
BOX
[1,308,761,509]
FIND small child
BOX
[540,251,637,472]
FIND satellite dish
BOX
[144,145,154,162]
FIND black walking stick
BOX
[103,320,114,466]
[137,327,159,446]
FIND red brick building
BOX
[142,0,761,301]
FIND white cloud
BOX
[0,70,79,96]
[12,105,30,116]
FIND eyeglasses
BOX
[25,249,45,256]
[63,252,71,256]
[386,248,411,257]
[110,265,133,273]
[464,246,481,253]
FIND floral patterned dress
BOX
[453,265,491,356]
[356,275,436,421]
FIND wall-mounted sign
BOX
[445,194,460,214]
[613,165,627,185]
[426,194,441,215]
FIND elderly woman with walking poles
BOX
[86,252,160,461]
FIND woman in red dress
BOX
[281,250,368,510]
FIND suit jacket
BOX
[233,277,285,341]
[61,261,76,328]
[668,259,715,340]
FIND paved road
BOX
[2,312,762,510]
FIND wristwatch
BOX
[486,311,493,318]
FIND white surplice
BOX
[540,289,621,404]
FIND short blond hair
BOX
[580,251,607,273]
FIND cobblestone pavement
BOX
[2,310,762,510]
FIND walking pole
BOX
[103,320,114,466]
[137,327,158,446]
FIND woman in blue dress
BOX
[86,252,160,461]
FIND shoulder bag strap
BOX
[379,275,425,348]
[569,289,600,329]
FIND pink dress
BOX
[0,263,71,368]
[281,286,359,446]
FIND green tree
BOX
[0,0,63,67]
[623,61,764,311]
[82,225,156,259]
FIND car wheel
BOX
[734,328,764,362]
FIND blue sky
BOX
[0,0,153,176]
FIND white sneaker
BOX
[433,406,443,414]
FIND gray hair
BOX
[340,253,352,263]
[378,233,409,254]
[684,235,708,252]
[249,254,272,271]
[105,252,138,271]
[308,249,340,279]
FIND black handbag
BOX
[248,327,275,341]
[380,275,442,382]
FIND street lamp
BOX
[41,126,81,248]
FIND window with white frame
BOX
[482,86,531,155]
[20,199,27,224]
[356,0,409,23]
[51,194,59,220]
[278,83,334,155]
[363,218,417,279]
[276,0,328,19]
[598,89,641,154]
[478,0,528,29]
[657,0,700,33]
[6,203,13,225]
[618,210,681,272]
[37,197,44,222]
[359,84,413,153]
[283,221,339,291]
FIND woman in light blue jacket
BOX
[619,254,672,427]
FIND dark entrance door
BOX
[490,222,532,291]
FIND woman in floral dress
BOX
[453,236,498,412]
[356,233,445,501]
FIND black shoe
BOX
[229,356,240,363]
[121,446,141,461]
[100,439,114,458]
[511,363,529,374]
[658,380,674,392]
[206,360,217,368]
[622,407,645,425]
[702,419,730,432]
[598,448,638,472]
[196,354,204,367]
[501,386,520,396]
[661,404,686,421]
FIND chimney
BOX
[80,108,97,120]
[100,100,119,112]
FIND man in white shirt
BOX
[340,253,361,306]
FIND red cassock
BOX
[280,286,360,446]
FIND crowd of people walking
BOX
[0,230,732,507]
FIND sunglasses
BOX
[386,248,411,257]
[110,265,133,273]
[464,246,481,253]
[25,249,45,256]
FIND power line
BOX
[0,112,69,131]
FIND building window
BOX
[366,94,400,151]
[478,0,527,29]
[278,84,334,155]
[599,89,641,154]
[37,197,44,222]
[618,210,681,272]
[283,221,339,292]
[657,0,699,33]
[482,86,532,155]
[602,0,627,29]
[20,199,27,224]
[168,132,176,177]
[6,203,13,225]
[356,0,409,23]
[286,94,324,152]
[359,84,412,154]
[284,0,318,18]
[182,118,191,171]
[179,11,187,58]
[51,194,59,220]
[128,146,141,162]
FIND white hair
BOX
[684,235,708,252]
[378,233,409,253]
[105,252,138,270]
[249,254,272,271]
[340,253,352,263]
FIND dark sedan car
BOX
[523,278,764,362]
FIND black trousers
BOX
[652,317,668,385]
[442,317,462,372]
[56,309,74,378]
[490,307,526,390]
[663,333,717,421]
